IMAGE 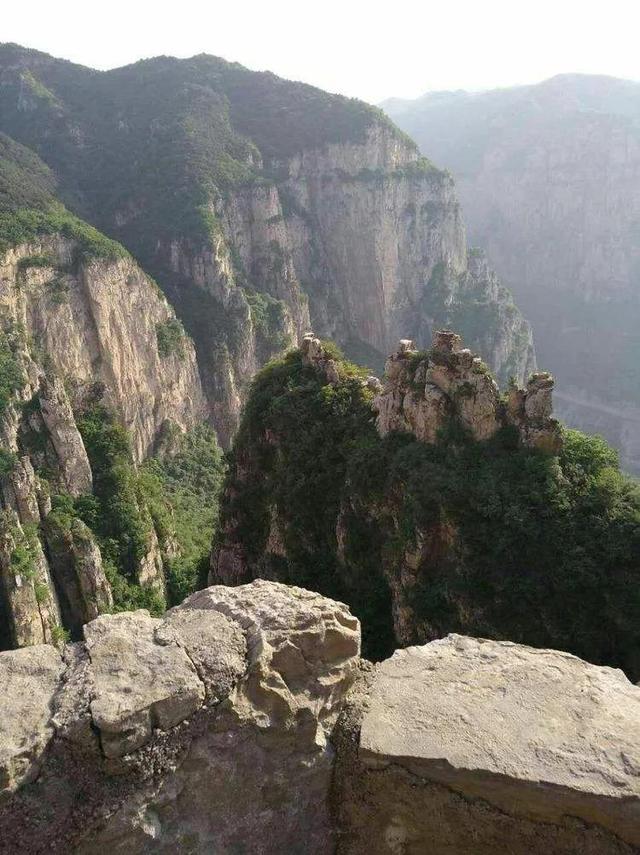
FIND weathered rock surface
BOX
[0,581,359,853]
[336,634,640,853]
[84,611,206,758]
[0,234,208,647]
[374,330,561,451]
[0,236,207,464]
[0,644,64,793]
[2,591,640,854]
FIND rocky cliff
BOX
[384,74,640,471]
[1,580,639,853]
[0,44,534,442]
[212,335,640,678]
[0,230,207,649]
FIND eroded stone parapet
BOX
[180,579,360,740]
[0,582,361,854]
[343,635,640,853]
[0,644,64,794]
[84,610,206,758]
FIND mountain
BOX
[383,73,640,472]
[213,334,640,677]
[0,44,534,444]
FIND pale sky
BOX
[3,0,640,103]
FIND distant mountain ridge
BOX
[383,73,640,471]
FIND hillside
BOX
[213,334,640,677]
[0,44,534,442]
[383,74,640,471]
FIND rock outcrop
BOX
[0,580,360,853]
[0,236,206,463]
[1,586,639,854]
[374,330,561,451]
[335,634,640,853]
[212,334,640,678]
[0,234,208,648]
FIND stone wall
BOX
[1,582,639,854]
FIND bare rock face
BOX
[374,330,562,451]
[300,333,341,385]
[0,237,207,464]
[43,516,112,635]
[38,376,92,496]
[0,510,62,648]
[0,644,64,793]
[336,634,640,854]
[0,581,359,854]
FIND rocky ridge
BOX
[373,329,560,451]
[1,580,639,853]
[212,333,640,677]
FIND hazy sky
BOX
[4,0,639,103]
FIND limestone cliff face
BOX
[384,74,640,471]
[0,235,206,649]
[0,236,206,462]
[1,585,639,854]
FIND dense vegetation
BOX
[0,130,127,259]
[0,45,407,252]
[220,345,640,676]
[44,407,225,616]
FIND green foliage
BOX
[156,318,186,359]
[0,206,127,260]
[0,447,18,475]
[139,423,226,606]
[51,625,71,647]
[223,345,640,676]
[17,253,54,272]
[9,521,40,582]
[0,323,25,416]
[75,404,162,612]
[245,291,291,356]
[224,348,396,659]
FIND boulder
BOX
[84,610,206,758]
[339,634,640,853]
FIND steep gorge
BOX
[0,44,534,443]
